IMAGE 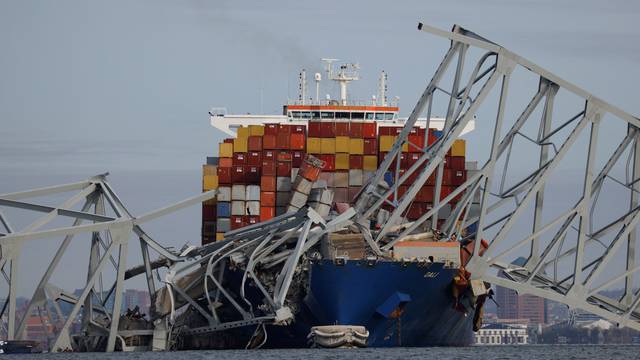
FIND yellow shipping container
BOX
[233,137,248,153]
[335,136,350,153]
[219,142,233,157]
[363,155,378,170]
[249,125,264,136]
[452,139,466,157]
[321,138,336,154]
[307,137,321,154]
[216,233,225,241]
[202,164,217,176]
[379,135,395,152]
[203,175,219,190]
[335,153,349,170]
[349,138,364,154]
[379,136,408,152]
[237,126,250,138]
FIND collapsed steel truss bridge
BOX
[2,23,640,351]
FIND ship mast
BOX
[323,58,360,106]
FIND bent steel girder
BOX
[0,174,217,351]
[355,23,640,331]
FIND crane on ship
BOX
[2,23,640,351]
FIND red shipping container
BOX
[260,191,276,207]
[363,138,377,155]
[348,186,360,203]
[407,203,426,220]
[450,156,465,170]
[334,188,348,203]
[451,169,467,186]
[247,151,262,166]
[233,152,246,166]
[440,186,453,202]
[292,124,306,134]
[248,136,263,151]
[277,161,292,177]
[217,167,231,184]
[320,122,335,138]
[388,185,408,202]
[335,122,349,136]
[276,132,290,149]
[417,186,434,202]
[263,134,277,149]
[265,123,279,136]
[277,151,292,162]
[261,176,276,192]
[308,121,322,137]
[232,165,246,183]
[363,122,377,138]
[318,154,335,171]
[247,216,259,226]
[263,150,276,161]
[278,124,292,134]
[426,173,436,186]
[349,155,363,169]
[349,122,363,138]
[442,169,453,185]
[292,151,305,167]
[245,166,261,184]
[262,160,276,177]
[230,215,246,230]
[398,153,408,169]
[219,157,233,168]
[300,160,321,181]
[260,207,275,222]
[290,133,306,150]
[405,153,421,169]
[378,152,397,169]
[408,132,425,152]
[202,204,216,220]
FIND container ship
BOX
[194,60,481,348]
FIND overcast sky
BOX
[1,0,640,295]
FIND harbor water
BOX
[3,345,638,359]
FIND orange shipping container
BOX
[219,157,233,168]
[261,176,276,192]
[260,191,276,207]
[260,207,276,222]
[290,133,306,150]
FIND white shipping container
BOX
[289,191,308,208]
[334,172,349,188]
[276,192,290,206]
[217,187,231,202]
[245,185,261,201]
[286,205,300,213]
[319,189,334,205]
[246,201,260,216]
[231,185,246,201]
[292,176,313,195]
[348,170,363,186]
[231,201,246,216]
[276,177,292,192]
[291,168,299,180]
[319,173,334,187]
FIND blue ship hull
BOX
[264,259,474,348]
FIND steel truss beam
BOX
[351,23,640,331]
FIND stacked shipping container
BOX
[202,122,467,245]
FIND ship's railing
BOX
[286,99,399,107]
